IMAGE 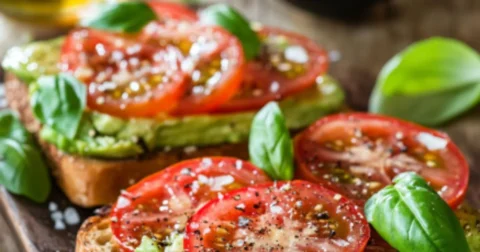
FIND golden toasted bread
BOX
[4,73,249,207]
[75,215,119,252]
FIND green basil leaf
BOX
[31,73,86,140]
[369,37,480,126]
[135,236,161,252]
[365,172,470,252]
[0,111,51,203]
[0,110,31,144]
[200,4,261,60]
[249,102,294,180]
[84,2,157,33]
[370,80,480,126]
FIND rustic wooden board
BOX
[1,0,480,251]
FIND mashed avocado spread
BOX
[3,38,344,158]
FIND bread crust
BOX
[4,73,249,207]
[75,215,119,252]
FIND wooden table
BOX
[1,0,480,251]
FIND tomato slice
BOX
[185,180,370,251]
[61,28,187,118]
[365,231,396,252]
[294,113,469,208]
[110,157,271,251]
[141,22,245,115]
[148,2,198,22]
[216,26,328,112]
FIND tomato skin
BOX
[61,28,187,118]
[134,22,246,116]
[171,26,245,115]
[184,180,370,252]
[110,157,270,251]
[294,113,469,208]
[147,1,198,22]
[216,26,329,113]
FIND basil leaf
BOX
[84,2,157,33]
[365,172,470,252]
[249,102,294,180]
[370,81,480,126]
[0,110,31,143]
[200,4,261,60]
[0,111,51,203]
[369,37,480,126]
[31,73,86,140]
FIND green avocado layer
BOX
[3,38,345,158]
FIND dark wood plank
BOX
[1,0,480,251]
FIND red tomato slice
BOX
[294,113,469,208]
[61,28,187,118]
[110,157,271,251]
[216,26,328,113]
[365,231,396,252]
[185,181,370,252]
[141,22,245,115]
[148,1,198,22]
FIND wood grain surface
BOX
[1,0,480,251]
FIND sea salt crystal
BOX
[54,220,66,230]
[48,202,58,212]
[51,211,63,221]
[64,207,80,225]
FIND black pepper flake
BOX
[316,212,330,220]
[194,230,201,236]
[258,228,266,235]
[329,230,336,238]
[255,192,260,197]
[253,203,261,209]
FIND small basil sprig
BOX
[369,37,480,126]
[249,102,294,180]
[365,172,470,252]
[0,111,51,203]
[84,2,157,33]
[31,73,86,140]
[200,4,261,60]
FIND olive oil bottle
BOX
[0,0,104,27]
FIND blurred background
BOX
[1,0,479,251]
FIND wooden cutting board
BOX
[1,0,480,251]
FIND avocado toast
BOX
[2,2,344,207]
[75,110,480,252]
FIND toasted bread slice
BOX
[4,73,249,207]
[76,215,119,252]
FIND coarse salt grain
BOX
[64,207,80,225]
[48,202,58,212]
[54,220,66,230]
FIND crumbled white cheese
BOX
[416,132,448,151]
[284,45,309,64]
